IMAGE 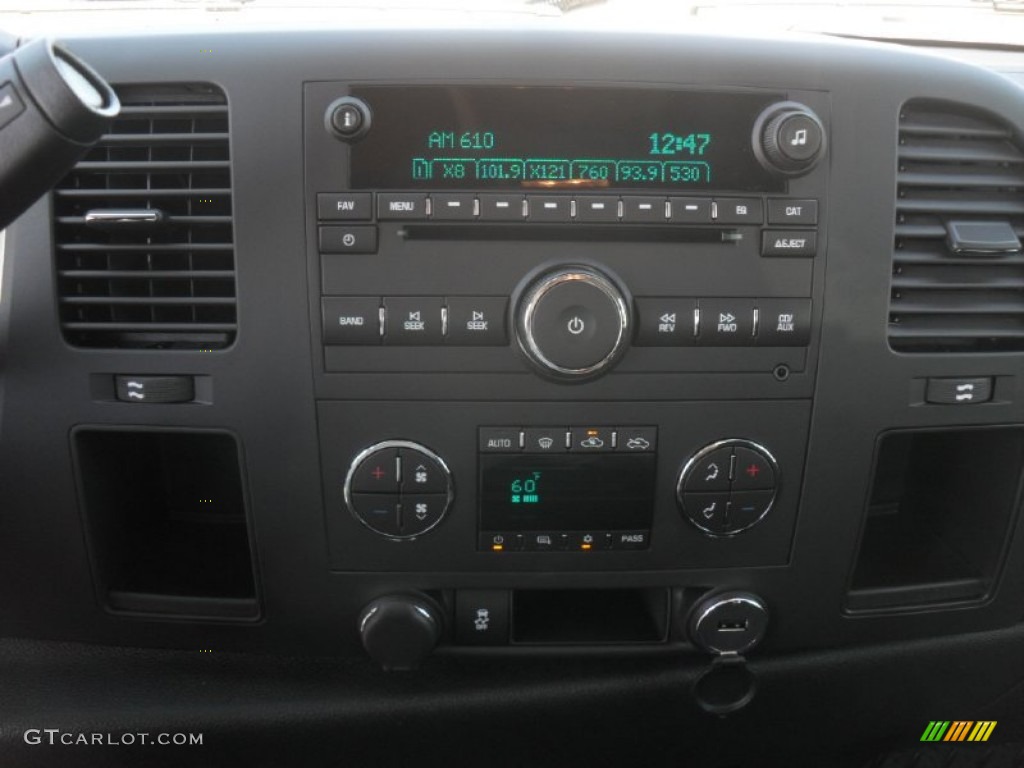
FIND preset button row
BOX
[317,191,817,226]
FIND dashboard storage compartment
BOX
[511,589,669,644]
[846,427,1024,612]
[73,428,258,619]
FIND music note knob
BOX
[754,102,826,176]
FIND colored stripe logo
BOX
[921,721,997,742]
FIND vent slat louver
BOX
[54,83,236,350]
[889,100,1024,352]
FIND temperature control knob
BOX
[754,102,826,177]
[514,265,631,382]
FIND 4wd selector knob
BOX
[515,266,630,381]
[754,102,826,177]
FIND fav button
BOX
[317,192,373,221]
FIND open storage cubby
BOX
[846,427,1024,612]
[511,589,669,644]
[74,428,258,619]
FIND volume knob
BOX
[514,265,631,382]
[755,102,826,177]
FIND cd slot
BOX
[397,223,740,244]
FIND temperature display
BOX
[479,453,656,532]
[349,86,784,192]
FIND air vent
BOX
[890,99,1024,352]
[54,83,235,349]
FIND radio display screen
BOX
[348,86,785,192]
[479,453,656,532]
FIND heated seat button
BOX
[682,492,730,533]
[350,447,401,493]
[400,494,448,536]
[399,449,448,494]
[683,447,732,492]
[322,297,381,345]
[114,375,194,404]
[698,299,755,346]
[384,296,444,345]
[925,377,993,405]
[350,494,400,536]
[732,448,776,492]
[455,590,510,645]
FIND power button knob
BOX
[515,266,631,381]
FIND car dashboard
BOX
[1,23,1024,767]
